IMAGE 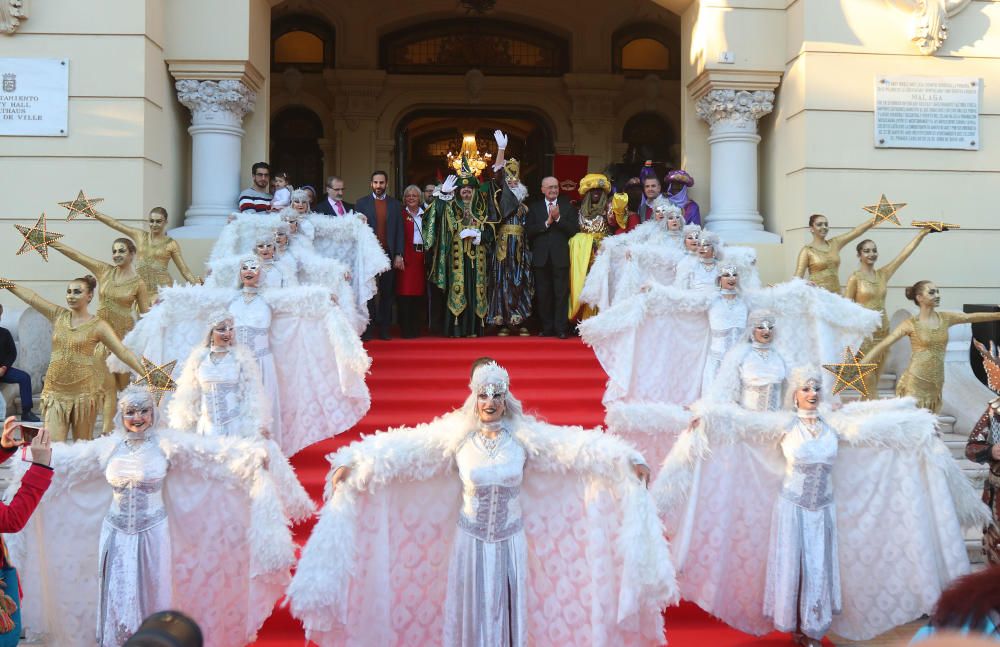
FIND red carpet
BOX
[251,336,817,646]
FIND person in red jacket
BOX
[0,417,52,533]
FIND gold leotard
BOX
[847,269,890,397]
[136,233,196,294]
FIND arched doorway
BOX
[607,111,677,188]
[270,107,325,193]
[395,108,555,199]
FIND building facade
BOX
[1,0,998,319]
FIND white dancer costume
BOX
[703,291,750,394]
[109,283,370,456]
[310,212,391,310]
[581,278,879,405]
[653,395,988,642]
[288,364,677,647]
[7,389,294,647]
[169,325,314,523]
[580,208,686,311]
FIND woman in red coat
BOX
[397,185,427,338]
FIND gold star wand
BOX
[14,213,64,261]
[58,190,105,221]
[911,220,959,232]
[863,194,906,227]
[822,346,879,398]
[132,357,178,405]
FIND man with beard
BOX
[486,131,534,336]
[423,155,494,338]
[355,170,404,340]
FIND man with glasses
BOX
[315,175,355,216]
[237,162,273,214]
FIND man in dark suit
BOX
[314,175,355,216]
[526,176,579,338]
[355,170,404,340]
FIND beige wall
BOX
[0,0,190,307]
[762,0,1000,315]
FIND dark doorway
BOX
[608,111,676,189]
[270,107,325,193]
[395,109,554,199]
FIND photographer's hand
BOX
[30,427,51,467]
[1,416,19,449]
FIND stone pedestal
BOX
[174,79,256,236]
[695,88,780,243]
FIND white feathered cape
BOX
[288,410,679,647]
[652,397,989,641]
[6,430,296,647]
[581,278,881,405]
[109,284,371,455]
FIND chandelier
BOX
[446,133,492,177]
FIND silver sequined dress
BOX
[738,346,787,412]
[763,416,841,640]
[702,295,749,394]
[97,433,172,647]
[443,430,528,647]
[228,295,282,444]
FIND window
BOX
[612,24,678,80]
[271,14,334,71]
[274,31,324,65]
[381,18,568,76]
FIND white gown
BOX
[97,433,171,647]
[258,259,293,288]
[673,257,719,292]
[702,295,749,394]
[763,417,841,639]
[228,294,282,446]
[737,346,787,412]
[444,431,528,647]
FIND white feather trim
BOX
[605,402,692,436]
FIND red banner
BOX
[553,154,588,202]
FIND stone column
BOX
[695,88,779,243]
[175,79,256,232]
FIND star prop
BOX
[58,190,104,221]
[0,278,13,290]
[132,357,178,405]
[911,220,960,232]
[14,213,64,261]
[822,346,879,397]
[863,194,906,226]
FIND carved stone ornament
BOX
[0,0,27,34]
[884,0,973,55]
[175,79,256,124]
[695,89,775,131]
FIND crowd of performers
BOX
[1,151,999,647]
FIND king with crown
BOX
[423,152,496,337]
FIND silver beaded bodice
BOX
[197,352,241,433]
[455,430,527,543]
[779,419,837,511]
[229,295,272,359]
[104,435,168,534]
[738,347,786,412]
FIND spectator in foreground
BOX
[0,304,39,422]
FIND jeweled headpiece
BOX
[747,309,776,341]
[974,339,1000,395]
[254,232,276,247]
[456,153,480,190]
[697,231,720,248]
[683,223,702,238]
[470,361,510,398]
[504,158,520,183]
[664,169,695,188]
[639,160,657,182]
[275,222,291,235]
[717,264,738,278]
[118,383,156,412]
[207,308,233,328]
[652,197,682,220]
[789,365,822,391]
[578,173,611,196]
[240,257,261,272]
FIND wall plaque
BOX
[874,75,979,150]
[0,58,69,136]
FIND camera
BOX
[11,422,41,444]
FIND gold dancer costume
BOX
[794,214,875,293]
[844,228,933,398]
[3,279,144,441]
[49,238,151,434]
[88,207,200,296]
[864,282,1000,413]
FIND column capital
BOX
[175,79,256,127]
[695,88,775,133]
